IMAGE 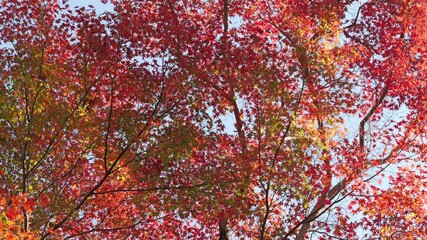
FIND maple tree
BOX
[1,0,427,239]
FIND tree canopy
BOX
[1,0,427,239]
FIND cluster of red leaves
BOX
[0,179,37,239]
[0,0,427,239]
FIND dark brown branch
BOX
[359,86,389,151]
[41,80,164,239]
[103,75,115,171]
[93,181,213,195]
[27,54,126,178]
[282,179,347,239]
[64,213,173,239]
[260,181,271,240]
[219,215,228,240]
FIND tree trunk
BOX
[219,216,228,240]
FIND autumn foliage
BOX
[1,0,427,239]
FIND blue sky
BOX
[67,0,113,13]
